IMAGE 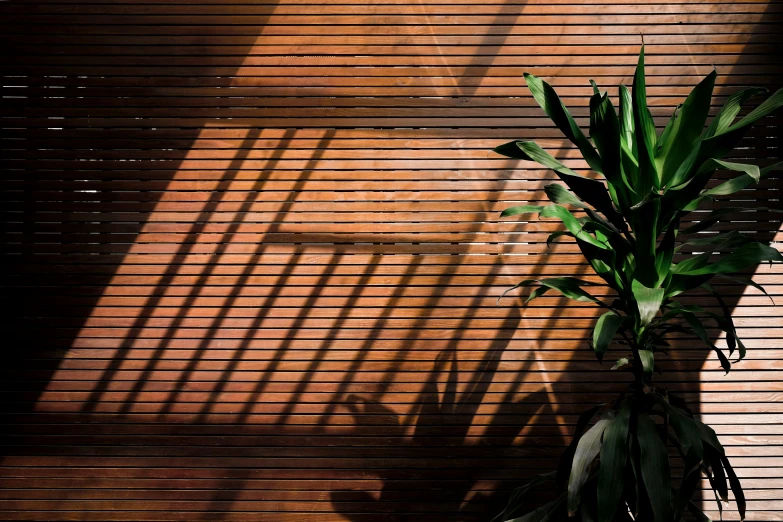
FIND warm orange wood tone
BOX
[1,0,781,520]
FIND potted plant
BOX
[492,47,783,522]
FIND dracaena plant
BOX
[492,47,783,522]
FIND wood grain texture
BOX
[1,0,781,520]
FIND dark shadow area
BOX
[1,1,279,409]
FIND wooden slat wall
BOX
[1,0,781,520]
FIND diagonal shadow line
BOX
[177,130,342,423]
[123,129,302,415]
[79,127,265,414]
[145,128,305,417]
[274,253,386,427]
[195,248,344,424]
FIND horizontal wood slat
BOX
[2,0,781,520]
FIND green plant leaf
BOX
[676,307,731,373]
[665,273,713,299]
[705,445,729,505]
[631,195,662,287]
[654,217,678,286]
[656,397,703,461]
[544,183,586,208]
[619,85,635,155]
[716,274,775,304]
[547,230,572,248]
[665,396,705,521]
[597,402,631,522]
[655,104,680,160]
[523,73,603,173]
[496,141,622,224]
[719,455,746,522]
[592,312,626,361]
[568,419,609,516]
[540,204,610,250]
[638,349,654,377]
[497,279,539,304]
[686,502,714,522]
[665,157,764,213]
[631,46,660,191]
[700,87,783,161]
[658,70,717,187]
[696,158,761,186]
[501,205,544,217]
[714,87,783,137]
[697,418,725,456]
[680,230,754,249]
[636,414,672,522]
[703,284,745,359]
[557,405,603,490]
[589,90,628,212]
[674,465,702,522]
[704,87,767,138]
[499,277,603,306]
[680,206,783,235]
[492,472,556,522]
[610,357,630,370]
[701,161,783,197]
[631,279,665,327]
[535,277,604,304]
[673,242,783,276]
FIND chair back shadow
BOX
[1,1,781,520]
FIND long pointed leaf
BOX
[501,205,544,217]
[638,349,654,377]
[540,204,610,250]
[597,402,632,522]
[680,205,783,235]
[631,195,661,287]
[619,85,635,155]
[632,279,665,327]
[674,242,783,276]
[704,87,767,138]
[697,419,725,456]
[678,308,731,373]
[493,472,556,522]
[687,502,714,522]
[523,73,603,173]
[705,445,729,504]
[536,277,605,304]
[655,216,678,286]
[568,419,609,516]
[636,414,672,522]
[592,312,626,361]
[701,161,783,197]
[499,277,603,306]
[558,405,603,490]
[716,274,775,304]
[659,70,717,187]
[632,47,660,190]
[544,183,586,208]
[700,87,783,160]
[497,140,621,223]
[720,455,746,522]
[704,284,745,359]
[590,90,628,212]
